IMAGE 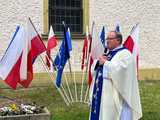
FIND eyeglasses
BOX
[106,37,117,40]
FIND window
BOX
[49,0,83,34]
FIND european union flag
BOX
[53,26,72,87]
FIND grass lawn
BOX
[0,73,160,120]
[139,80,160,120]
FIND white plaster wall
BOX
[1,0,160,73]
[0,0,45,72]
[0,0,43,57]
[90,0,160,68]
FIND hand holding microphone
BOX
[99,55,108,65]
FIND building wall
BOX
[90,0,160,68]
[0,0,43,57]
[0,0,160,73]
[0,0,83,72]
[0,0,45,72]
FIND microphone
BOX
[94,47,108,70]
[104,47,108,53]
[103,47,108,56]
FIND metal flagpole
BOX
[83,21,95,103]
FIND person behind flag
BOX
[89,31,142,120]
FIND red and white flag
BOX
[123,24,139,75]
[19,19,46,88]
[81,32,88,70]
[0,26,25,89]
[0,19,46,89]
[46,26,57,69]
[88,25,104,86]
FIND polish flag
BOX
[81,28,89,70]
[46,26,57,69]
[0,26,25,89]
[0,19,46,89]
[124,24,139,75]
[81,35,88,70]
[18,19,46,88]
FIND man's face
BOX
[107,32,120,50]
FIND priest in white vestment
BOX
[89,31,142,120]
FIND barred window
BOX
[49,0,83,34]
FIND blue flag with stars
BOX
[53,26,72,88]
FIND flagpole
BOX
[28,17,46,49]
[39,56,70,106]
[61,83,72,104]
[80,68,85,102]
[80,26,89,102]
[71,54,78,102]
[46,50,74,103]
[67,43,77,102]
[64,70,74,102]
[83,21,95,103]
[46,57,72,103]
[67,59,74,102]
[84,85,89,102]
[45,49,72,103]
[28,17,70,105]
[62,21,77,102]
